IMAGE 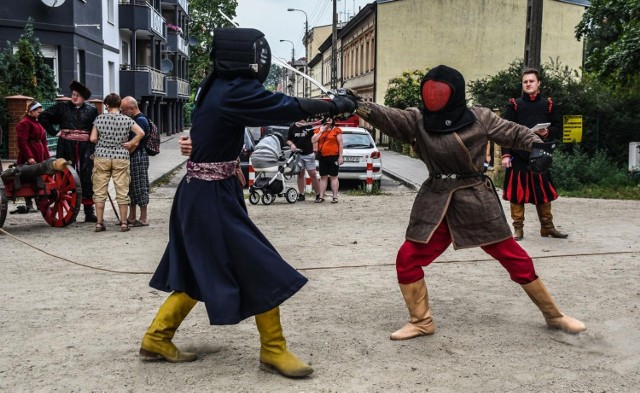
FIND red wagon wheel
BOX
[0,182,7,228]
[38,166,82,227]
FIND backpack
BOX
[145,119,160,156]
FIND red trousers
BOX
[396,221,537,285]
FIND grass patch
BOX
[346,181,383,196]
[559,185,640,200]
[151,166,184,190]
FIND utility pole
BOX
[331,0,338,90]
[287,8,309,97]
[524,0,543,70]
[304,19,309,97]
[280,39,295,95]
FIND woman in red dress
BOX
[16,100,50,212]
[17,101,50,165]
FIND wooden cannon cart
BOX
[0,158,81,228]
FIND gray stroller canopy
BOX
[251,134,284,169]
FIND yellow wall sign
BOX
[563,115,583,143]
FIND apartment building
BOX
[0,0,190,138]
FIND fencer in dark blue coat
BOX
[140,27,355,378]
[150,77,316,324]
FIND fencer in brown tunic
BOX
[361,104,541,249]
[349,65,585,340]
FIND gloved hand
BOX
[340,88,372,118]
[330,95,357,116]
[529,142,556,174]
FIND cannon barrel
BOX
[0,158,69,182]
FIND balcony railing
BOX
[163,0,188,14]
[167,32,189,57]
[149,66,165,93]
[119,0,166,41]
[120,64,166,97]
[167,77,190,99]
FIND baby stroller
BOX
[249,134,303,205]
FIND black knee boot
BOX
[84,205,97,222]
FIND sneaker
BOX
[297,194,305,201]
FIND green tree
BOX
[0,18,56,99]
[0,18,57,156]
[468,58,639,167]
[188,0,238,92]
[467,60,523,111]
[382,68,429,153]
[383,68,429,109]
[575,0,640,85]
[263,63,283,92]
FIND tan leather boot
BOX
[521,278,586,333]
[536,202,568,238]
[390,279,435,340]
[510,203,525,241]
[255,307,313,378]
[140,291,198,362]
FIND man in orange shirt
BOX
[311,116,343,203]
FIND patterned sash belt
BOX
[186,160,238,183]
[59,129,90,142]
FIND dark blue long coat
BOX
[149,77,311,325]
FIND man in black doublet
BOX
[39,81,99,222]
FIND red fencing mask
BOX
[421,80,452,112]
[419,65,475,133]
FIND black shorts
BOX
[318,155,339,177]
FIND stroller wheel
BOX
[285,188,298,204]
[249,192,260,205]
[261,193,275,205]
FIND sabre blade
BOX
[218,8,239,27]
[272,55,334,98]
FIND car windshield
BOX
[343,133,373,149]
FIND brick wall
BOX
[5,95,32,160]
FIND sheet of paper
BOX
[531,122,551,132]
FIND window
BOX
[108,61,115,92]
[40,45,60,90]
[121,41,129,65]
[107,0,115,24]
[76,50,86,83]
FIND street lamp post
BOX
[287,8,308,97]
[279,39,295,95]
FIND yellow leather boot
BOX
[390,279,435,340]
[536,202,568,238]
[255,307,313,378]
[510,203,525,241]
[140,291,198,362]
[521,278,586,333]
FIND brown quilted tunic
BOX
[363,103,542,249]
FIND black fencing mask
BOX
[210,28,271,83]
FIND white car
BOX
[317,127,382,185]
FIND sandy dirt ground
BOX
[1,167,639,392]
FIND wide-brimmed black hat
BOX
[69,80,91,100]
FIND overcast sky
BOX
[235,0,374,62]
